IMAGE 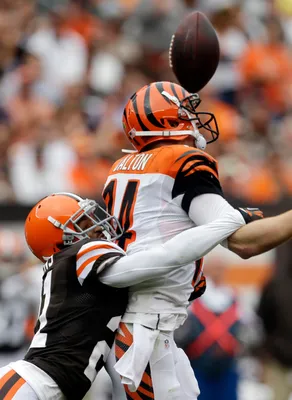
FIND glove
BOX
[237,207,264,224]
[189,274,206,301]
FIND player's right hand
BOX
[237,207,264,224]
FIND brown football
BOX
[169,11,220,93]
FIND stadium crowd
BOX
[0,0,291,206]
[1,0,292,399]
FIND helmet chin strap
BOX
[122,128,207,152]
[187,115,207,151]
[194,133,207,151]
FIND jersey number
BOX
[30,258,53,348]
[103,180,139,251]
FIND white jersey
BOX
[103,144,223,329]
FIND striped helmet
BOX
[122,81,219,152]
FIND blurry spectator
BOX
[238,16,292,115]
[8,119,76,204]
[62,0,100,46]
[217,99,286,204]
[124,0,175,50]
[0,52,43,107]
[0,229,26,279]
[2,53,54,129]
[92,68,150,157]
[88,21,125,96]
[275,0,292,45]
[0,228,41,367]
[258,267,292,400]
[209,5,248,104]
[0,110,14,203]
[0,6,23,79]
[95,0,124,20]
[68,135,112,199]
[0,258,42,368]
[116,0,140,15]
[175,260,242,400]
[57,83,89,136]
[0,229,37,366]
[199,86,242,144]
[26,5,87,102]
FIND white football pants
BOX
[0,366,38,399]
[108,323,200,400]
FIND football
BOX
[169,11,220,93]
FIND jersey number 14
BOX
[103,179,139,251]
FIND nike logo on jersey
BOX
[113,153,153,172]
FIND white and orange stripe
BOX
[76,241,125,285]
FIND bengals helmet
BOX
[123,81,219,152]
[25,192,122,262]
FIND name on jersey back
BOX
[113,154,153,172]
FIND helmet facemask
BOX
[178,93,219,145]
[47,193,122,246]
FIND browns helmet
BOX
[122,81,219,152]
[25,192,122,262]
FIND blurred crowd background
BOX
[1,0,292,399]
[0,0,292,204]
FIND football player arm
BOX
[171,149,270,258]
[189,194,292,259]
[226,210,292,259]
[99,210,244,288]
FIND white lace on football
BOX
[169,35,175,68]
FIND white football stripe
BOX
[30,270,52,348]
[77,249,123,285]
[77,248,122,271]
[107,316,121,332]
[77,240,125,255]
[84,342,102,382]
[78,240,107,253]
[77,260,96,285]
[84,340,111,382]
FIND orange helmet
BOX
[25,192,122,262]
[123,81,219,152]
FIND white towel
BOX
[114,323,159,392]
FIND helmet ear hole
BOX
[160,118,179,127]
[168,120,179,128]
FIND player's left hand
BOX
[237,207,264,224]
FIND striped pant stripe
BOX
[0,371,26,399]
[116,323,155,400]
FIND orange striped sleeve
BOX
[169,147,223,213]
[77,244,113,262]
[76,241,125,285]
